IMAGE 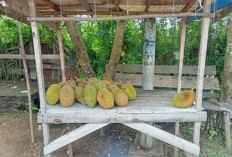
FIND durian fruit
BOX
[59,85,75,107]
[111,88,128,107]
[115,82,123,89]
[105,78,114,84]
[101,80,112,86]
[76,78,86,86]
[94,82,108,91]
[46,84,61,105]
[121,83,136,100]
[88,78,98,86]
[171,90,195,108]
[75,86,86,105]
[84,84,97,108]
[97,88,114,109]
[66,78,76,87]
[58,82,65,87]
[108,84,119,91]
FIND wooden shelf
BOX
[38,90,207,123]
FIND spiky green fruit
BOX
[94,82,108,91]
[172,90,195,108]
[58,82,65,87]
[121,83,136,100]
[97,88,114,109]
[84,85,97,108]
[59,85,75,107]
[46,84,61,105]
[111,88,128,107]
[115,82,123,89]
[66,79,76,87]
[75,87,86,105]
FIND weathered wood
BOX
[79,0,91,11]
[0,54,60,60]
[203,101,232,112]
[223,112,231,149]
[142,18,156,90]
[124,123,200,156]
[27,12,214,22]
[177,17,187,92]
[181,0,197,12]
[18,21,34,143]
[220,18,232,103]
[42,124,52,157]
[40,0,60,11]
[116,64,216,75]
[115,0,120,11]
[105,20,127,80]
[56,22,65,82]
[38,110,207,123]
[115,73,220,90]
[66,20,95,78]
[145,0,152,12]
[44,123,109,155]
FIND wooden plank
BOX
[202,102,232,112]
[40,0,60,11]
[0,54,60,60]
[116,64,216,75]
[18,21,34,143]
[195,0,211,111]
[56,22,65,82]
[115,0,120,11]
[223,112,231,149]
[177,17,187,92]
[145,0,152,12]
[42,124,51,157]
[124,123,200,156]
[79,0,91,11]
[38,111,207,123]
[181,0,197,12]
[44,123,109,155]
[115,73,220,90]
[27,12,214,22]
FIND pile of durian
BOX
[45,77,136,109]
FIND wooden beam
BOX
[224,112,231,149]
[1,0,57,30]
[79,0,91,11]
[41,11,173,16]
[40,0,60,11]
[28,12,214,22]
[145,0,152,12]
[124,123,200,156]
[37,112,207,123]
[0,54,60,60]
[181,0,197,12]
[115,0,120,11]
[44,123,109,155]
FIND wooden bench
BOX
[115,64,231,148]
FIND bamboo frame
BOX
[27,12,214,22]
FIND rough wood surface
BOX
[220,18,232,103]
[66,20,95,78]
[116,64,216,75]
[44,123,109,155]
[124,123,200,156]
[115,73,220,90]
[0,54,60,60]
[27,13,214,22]
[105,20,127,80]
[202,102,232,112]
[223,112,231,149]
[18,21,34,143]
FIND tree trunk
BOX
[66,21,95,78]
[220,18,232,103]
[105,20,127,80]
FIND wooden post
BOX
[140,18,156,149]
[28,0,51,156]
[56,22,65,82]
[175,16,187,157]
[223,111,231,149]
[194,0,210,155]
[17,21,34,143]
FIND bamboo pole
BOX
[27,12,214,22]
[17,21,35,143]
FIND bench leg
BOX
[193,122,201,157]
[224,111,231,149]
[174,122,179,157]
[42,124,52,157]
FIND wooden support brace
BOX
[223,111,231,149]
[44,123,109,155]
[124,123,200,156]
